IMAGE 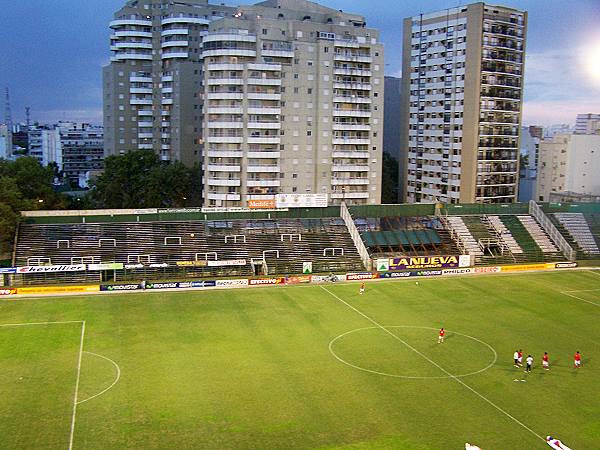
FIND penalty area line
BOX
[318,285,545,443]
[68,321,86,450]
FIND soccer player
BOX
[513,350,520,367]
[574,351,581,369]
[438,327,445,344]
[525,354,533,373]
[542,352,550,370]
[359,282,365,295]
[546,435,573,450]
[517,349,523,367]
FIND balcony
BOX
[161,17,209,26]
[206,150,243,158]
[246,107,281,115]
[247,180,280,187]
[161,28,189,37]
[247,151,280,158]
[332,151,370,158]
[161,50,188,59]
[138,121,153,128]
[333,96,371,104]
[247,63,282,71]
[333,82,372,91]
[201,49,256,58]
[130,87,152,94]
[110,19,152,28]
[161,87,173,94]
[206,106,244,114]
[114,30,153,38]
[206,136,244,144]
[161,40,188,48]
[334,53,372,63]
[247,136,280,144]
[202,33,256,43]
[129,75,152,83]
[130,98,153,105]
[332,137,371,145]
[138,132,153,139]
[246,92,281,101]
[137,110,153,116]
[207,178,241,187]
[247,78,282,86]
[206,193,241,201]
[111,53,152,61]
[333,67,372,77]
[111,41,153,50]
[331,178,370,185]
[332,123,371,131]
[207,164,241,172]
[138,143,153,149]
[207,78,244,85]
[247,121,281,130]
[261,49,294,58]
[247,165,280,173]
[206,92,243,100]
[207,121,244,129]
[160,98,173,105]
[206,63,245,71]
[331,164,370,172]
[331,192,370,199]
[332,109,371,117]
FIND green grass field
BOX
[1,270,600,449]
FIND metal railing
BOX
[529,200,575,261]
[340,201,371,270]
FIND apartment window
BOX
[292,173,298,178]
[307,88,313,94]
[324,47,329,53]
[293,73,299,79]
[292,187,298,192]
[262,29,268,35]
[294,87,299,94]
[307,130,312,136]
[307,61,313,66]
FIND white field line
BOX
[319,285,545,443]
[562,288,600,293]
[559,291,600,308]
[77,351,121,405]
[68,321,86,450]
[0,320,84,327]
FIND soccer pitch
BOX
[2,271,600,449]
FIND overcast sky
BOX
[1,0,599,126]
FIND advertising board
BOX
[275,193,328,208]
[388,255,468,271]
[215,279,249,287]
[16,265,86,273]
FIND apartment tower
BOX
[399,2,527,203]
[103,0,384,207]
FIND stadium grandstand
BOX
[3,201,600,288]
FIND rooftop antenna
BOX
[25,106,31,130]
[4,87,13,158]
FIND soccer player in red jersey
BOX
[574,351,581,368]
[438,327,445,344]
[517,349,523,367]
[542,352,549,370]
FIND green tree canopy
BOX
[90,150,201,209]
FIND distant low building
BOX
[548,191,600,203]
[536,134,600,202]
[574,113,600,135]
[26,122,104,188]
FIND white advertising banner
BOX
[16,265,86,273]
[275,193,328,208]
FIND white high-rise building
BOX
[574,113,600,135]
[399,2,527,204]
[104,0,384,207]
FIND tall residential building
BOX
[103,0,236,165]
[104,0,384,207]
[536,134,600,202]
[28,125,61,167]
[399,2,527,204]
[574,113,600,135]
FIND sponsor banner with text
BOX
[146,281,217,289]
[249,277,285,286]
[88,263,124,271]
[207,259,246,267]
[554,262,578,269]
[215,279,249,287]
[248,199,276,209]
[285,275,312,284]
[17,265,86,274]
[388,255,469,271]
[100,283,141,292]
[17,285,100,295]
[442,268,475,276]
[0,267,17,274]
[380,270,443,278]
[0,288,17,295]
[346,272,379,281]
[500,263,550,272]
[176,261,207,267]
[311,274,347,283]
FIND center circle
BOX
[329,326,497,379]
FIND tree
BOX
[381,151,400,204]
[89,150,202,208]
[0,176,35,257]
